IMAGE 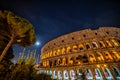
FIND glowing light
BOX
[35,41,40,46]
[97,65,100,68]
[104,64,107,67]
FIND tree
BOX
[0,10,36,62]
[0,38,14,79]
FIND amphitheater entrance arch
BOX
[77,69,83,80]
[70,70,76,80]
[112,67,120,80]
[85,69,93,80]
[49,70,52,78]
[64,70,69,80]
[95,68,103,80]
[103,68,113,80]
[53,70,57,79]
[58,70,62,80]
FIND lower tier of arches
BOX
[38,63,120,80]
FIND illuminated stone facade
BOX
[40,27,120,80]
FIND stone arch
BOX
[57,49,61,55]
[53,59,57,66]
[77,69,83,80]
[85,69,93,80]
[78,44,84,51]
[99,41,105,48]
[103,68,113,80]
[76,55,82,64]
[89,54,96,63]
[62,57,67,65]
[85,43,91,49]
[66,46,71,54]
[112,67,120,80]
[72,44,78,53]
[53,70,57,79]
[111,39,119,46]
[57,58,62,66]
[92,41,98,48]
[46,70,49,74]
[104,51,113,61]
[95,68,103,80]
[61,47,66,55]
[58,70,62,80]
[70,69,76,80]
[49,51,52,57]
[96,52,104,62]
[106,40,112,47]
[68,57,74,65]
[53,50,57,56]
[49,70,52,78]
[111,51,120,61]
[64,70,69,80]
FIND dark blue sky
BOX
[0,0,120,62]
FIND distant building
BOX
[40,27,120,80]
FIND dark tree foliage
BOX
[0,10,36,61]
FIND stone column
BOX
[108,66,117,80]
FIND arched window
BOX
[92,42,98,48]
[78,44,84,50]
[89,54,96,63]
[106,40,112,47]
[48,52,50,58]
[104,52,113,61]
[68,57,74,65]
[47,70,49,74]
[111,51,120,61]
[54,60,57,66]
[82,54,88,63]
[49,70,52,77]
[95,68,103,80]
[72,45,78,52]
[62,58,67,65]
[61,47,66,54]
[57,49,61,55]
[66,46,71,53]
[96,52,104,61]
[70,70,76,79]
[85,69,93,80]
[46,61,49,66]
[53,50,57,56]
[112,67,120,79]
[49,61,52,67]
[57,58,61,65]
[111,39,119,46]
[45,61,47,67]
[99,41,105,48]
[53,71,57,79]
[76,55,82,64]
[77,69,82,76]
[58,71,62,80]
[104,68,113,79]
[64,70,69,80]
[50,51,53,57]
[86,44,90,49]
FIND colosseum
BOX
[39,27,120,80]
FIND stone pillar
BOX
[98,65,107,80]
[68,69,70,80]
[90,67,96,80]
[108,66,117,80]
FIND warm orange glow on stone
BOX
[17,39,22,43]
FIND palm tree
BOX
[0,10,36,62]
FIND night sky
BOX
[0,0,120,63]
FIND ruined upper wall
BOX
[41,27,120,53]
